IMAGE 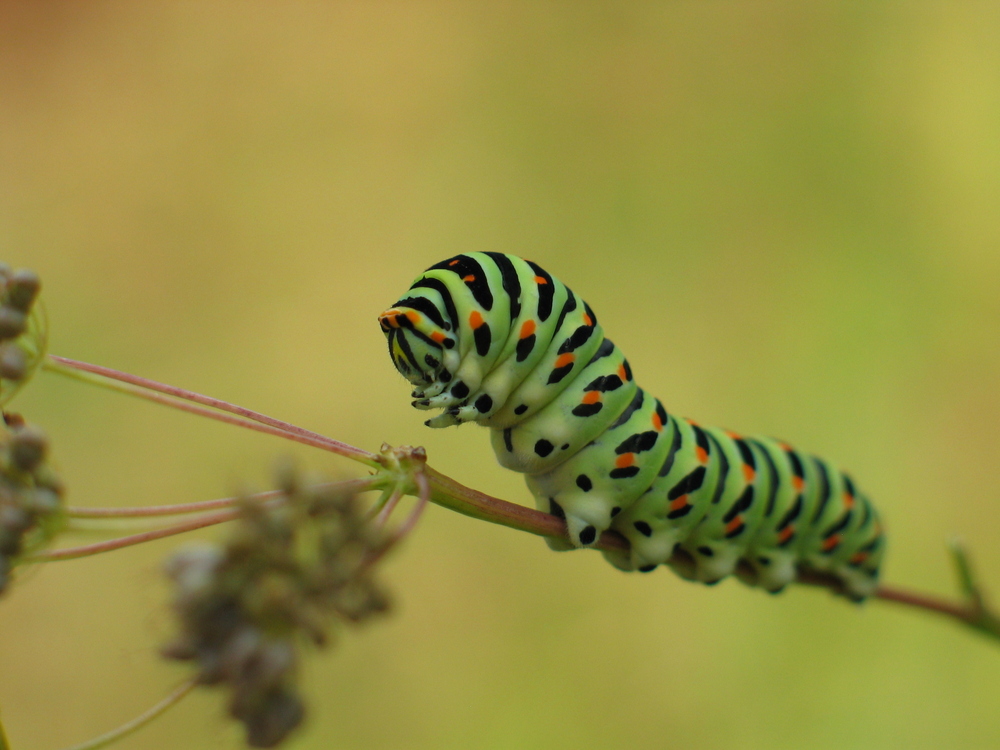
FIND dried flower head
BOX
[162,468,392,747]
[0,264,47,405]
[0,416,65,594]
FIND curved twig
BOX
[58,678,197,750]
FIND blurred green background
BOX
[2,3,999,749]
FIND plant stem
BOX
[65,478,379,519]
[28,507,248,562]
[367,470,431,568]
[424,465,600,544]
[374,483,404,526]
[874,583,976,623]
[43,356,381,468]
[66,492,275,519]
[58,678,197,750]
[35,478,392,563]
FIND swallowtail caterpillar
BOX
[379,253,885,600]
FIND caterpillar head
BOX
[378,305,458,394]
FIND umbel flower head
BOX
[0,265,46,406]
[0,416,65,594]
[162,468,393,748]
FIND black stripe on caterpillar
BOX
[379,253,885,600]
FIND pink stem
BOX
[374,484,404,526]
[30,507,248,561]
[366,471,432,568]
[66,490,280,518]
[66,478,379,518]
[874,583,977,623]
[48,355,379,466]
[394,470,430,542]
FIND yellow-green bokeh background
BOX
[2,3,999,749]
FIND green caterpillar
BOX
[379,253,885,600]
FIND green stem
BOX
[43,356,381,468]
[424,465,627,551]
[58,678,197,750]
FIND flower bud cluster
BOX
[0,418,65,594]
[162,471,392,747]
[0,264,46,404]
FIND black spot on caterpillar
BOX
[380,253,885,600]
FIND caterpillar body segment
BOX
[380,253,885,600]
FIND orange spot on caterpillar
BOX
[615,453,635,469]
[519,320,536,339]
[378,310,401,327]
[652,412,663,431]
[554,353,575,368]
[843,492,854,508]
[431,331,446,343]
[821,535,841,552]
[850,551,869,565]
[583,313,593,326]
[617,364,628,380]
[462,275,475,282]
[669,495,688,512]
[534,275,548,285]
[468,311,484,329]
[725,516,744,535]
[792,476,805,492]
[726,430,742,439]
[449,259,460,266]
[581,391,601,405]
[406,311,421,324]
[777,526,795,544]
[742,465,756,483]
[695,447,708,464]
[779,442,792,452]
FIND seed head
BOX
[0,265,48,406]
[0,420,65,594]
[163,469,392,747]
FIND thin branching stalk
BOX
[46,355,379,466]
[29,507,251,562]
[365,485,397,521]
[374,483,405,526]
[42,356,381,468]
[396,469,430,542]
[58,678,197,750]
[367,469,431,569]
[65,478,379,519]
[36,478,393,563]
[65,493,279,520]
